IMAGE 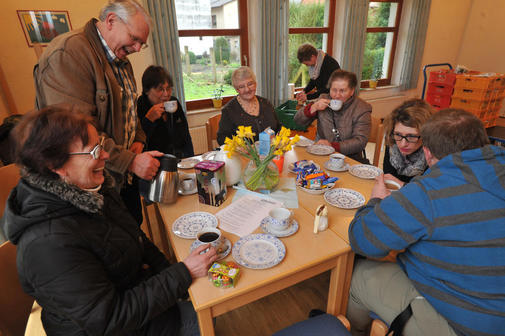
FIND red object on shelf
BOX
[427,82,454,96]
[426,93,451,109]
[428,70,457,86]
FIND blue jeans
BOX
[177,301,201,336]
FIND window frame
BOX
[288,0,337,90]
[177,0,249,110]
[361,0,403,89]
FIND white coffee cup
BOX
[329,153,345,168]
[329,99,343,111]
[164,100,178,113]
[268,207,293,231]
[195,227,223,252]
[384,179,401,191]
[181,178,195,192]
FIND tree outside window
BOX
[361,0,403,88]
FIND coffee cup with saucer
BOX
[190,227,232,259]
[325,153,348,171]
[178,173,197,195]
[260,208,299,237]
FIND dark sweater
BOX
[304,54,341,100]
[137,94,194,159]
[217,96,280,145]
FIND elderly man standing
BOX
[34,0,160,223]
[347,109,505,335]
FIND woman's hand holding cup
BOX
[310,98,330,115]
[145,103,165,122]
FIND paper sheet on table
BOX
[232,177,299,208]
[216,194,282,237]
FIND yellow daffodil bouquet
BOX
[223,126,299,191]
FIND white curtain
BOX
[399,0,432,90]
[258,0,289,107]
[144,0,186,107]
[340,0,369,85]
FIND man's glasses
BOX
[69,137,104,160]
[120,19,148,50]
[236,81,256,91]
[391,132,421,143]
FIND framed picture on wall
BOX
[17,10,72,47]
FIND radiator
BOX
[189,126,208,155]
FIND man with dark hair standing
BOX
[33,0,161,223]
[347,109,505,335]
[295,43,340,103]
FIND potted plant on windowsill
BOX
[212,84,225,108]
[369,66,383,89]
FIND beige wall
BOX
[0,0,154,121]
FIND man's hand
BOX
[183,244,218,279]
[129,141,144,155]
[129,151,163,180]
[316,139,332,147]
[145,103,165,122]
[296,91,307,103]
[371,174,391,199]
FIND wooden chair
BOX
[205,114,222,151]
[368,117,385,167]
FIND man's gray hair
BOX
[99,0,151,26]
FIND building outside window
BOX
[174,0,249,109]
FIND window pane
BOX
[288,33,327,87]
[289,0,328,28]
[367,2,398,28]
[361,32,394,81]
[175,0,239,30]
[179,36,240,100]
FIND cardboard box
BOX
[194,160,227,206]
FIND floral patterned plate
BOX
[306,144,335,156]
[295,136,314,147]
[172,212,218,239]
[348,164,383,179]
[324,188,366,209]
[232,234,286,269]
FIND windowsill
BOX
[360,84,405,101]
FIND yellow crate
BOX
[455,74,499,90]
[450,97,493,110]
[452,87,495,101]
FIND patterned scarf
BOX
[389,144,427,177]
[308,50,325,80]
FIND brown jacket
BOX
[33,18,145,186]
[294,94,371,162]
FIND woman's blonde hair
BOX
[383,99,434,146]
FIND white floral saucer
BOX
[348,164,383,179]
[324,188,366,209]
[324,161,350,172]
[232,234,286,269]
[190,237,232,260]
[260,217,299,237]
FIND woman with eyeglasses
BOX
[4,106,217,335]
[137,65,194,159]
[382,99,434,184]
[217,66,280,145]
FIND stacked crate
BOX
[426,70,457,110]
[426,70,505,128]
[450,73,505,127]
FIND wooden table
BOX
[156,146,376,335]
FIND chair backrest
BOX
[0,241,34,336]
[0,164,20,219]
[368,117,385,167]
[205,114,222,151]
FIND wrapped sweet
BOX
[208,262,240,288]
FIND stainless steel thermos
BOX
[146,154,178,204]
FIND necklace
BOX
[237,96,259,117]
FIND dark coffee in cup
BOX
[198,232,219,242]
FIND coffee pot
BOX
[146,154,179,204]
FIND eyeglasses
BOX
[236,81,256,91]
[154,85,172,94]
[120,19,148,50]
[391,132,421,143]
[69,137,104,160]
